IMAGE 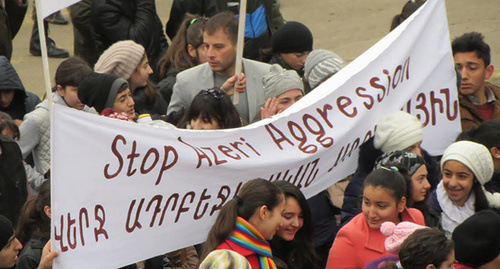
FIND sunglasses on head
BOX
[199,88,226,100]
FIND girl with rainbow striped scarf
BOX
[201,178,285,269]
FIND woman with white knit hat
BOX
[94,40,168,117]
[427,140,494,237]
[341,110,441,226]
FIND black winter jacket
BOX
[17,236,47,269]
[165,0,284,61]
[91,0,168,81]
[0,56,40,120]
[0,135,27,225]
[0,0,27,60]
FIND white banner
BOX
[51,0,460,267]
[39,0,81,19]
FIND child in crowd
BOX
[452,210,500,269]
[258,64,304,121]
[270,181,317,269]
[303,49,345,93]
[0,56,41,126]
[202,178,285,269]
[17,57,93,191]
[342,111,440,226]
[269,21,313,77]
[177,88,241,130]
[94,40,167,116]
[77,72,135,120]
[327,166,425,268]
[394,227,454,269]
[15,181,50,268]
[374,151,436,227]
[427,141,493,237]
[158,14,208,105]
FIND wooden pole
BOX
[233,0,247,105]
[35,0,53,111]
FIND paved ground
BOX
[10,0,500,98]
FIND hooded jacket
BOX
[0,56,40,120]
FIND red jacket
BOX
[217,240,261,269]
[326,208,425,269]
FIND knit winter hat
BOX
[374,111,423,153]
[94,40,145,80]
[263,64,304,100]
[452,210,500,268]
[440,141,494,185]
[381,221,426,255]
[199,249,251,269]
[272,21,313,54]
[77,72,129,113]
[304,49,345,89]
[375,150,425,176]
[0,215,14,249]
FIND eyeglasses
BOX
[199,88,226,100]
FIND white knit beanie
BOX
[374,111,423,153]
[304,49,345,89]
[94,40,145,80]
[263,64,304,100]
[441,141,494,185]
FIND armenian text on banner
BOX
[51,0,460,267]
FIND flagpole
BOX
[35,0,53,111]
[233,0,247,105]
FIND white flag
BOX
[39,0,81,19]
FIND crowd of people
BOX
[0,0,500,268]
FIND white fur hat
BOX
[374,111,423,153]
[441,141,494,186]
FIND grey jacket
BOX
[167,59,271,123]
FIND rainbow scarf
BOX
[229,217,277,269]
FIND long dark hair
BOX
[472,180,490,212]
[177,88,242,129]
[53,56,93,92]
[158,14,207,78]
[15,180,51,245]
[270,181,316,269]
[388,163,434,226]
[201,178,284,260]
[134,53,161,111]
[364,167,407,203]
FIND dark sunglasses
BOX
[199,88,226,100]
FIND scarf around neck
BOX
[436,181,475,235]
[229,217,276,269]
